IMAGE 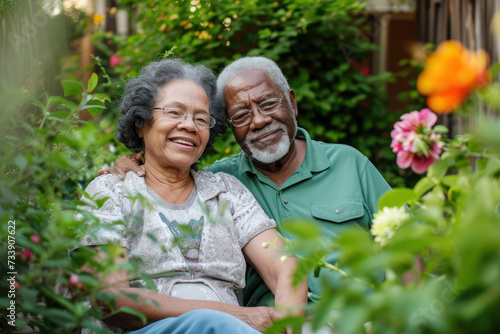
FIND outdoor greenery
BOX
[1,0,499,334]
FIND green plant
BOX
[272,41,500,334]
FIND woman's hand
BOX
[233,306,276,332]
[98,153,145,179]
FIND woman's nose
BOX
[177,112,198,130]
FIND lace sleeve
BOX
[77,174,129,248]
[221,173,276,248]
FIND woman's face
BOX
[137,79,211,171]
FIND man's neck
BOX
[252,139,307,187]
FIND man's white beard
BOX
[245,120,297,164]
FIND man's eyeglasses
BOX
[227,93,286,128]
[152,107,216,129]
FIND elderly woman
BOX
[78,58,307,334]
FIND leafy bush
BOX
[0,3,129,332]
[273,41,500,334]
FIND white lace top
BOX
[78,170,276,306]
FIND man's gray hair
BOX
[216,56,291,109]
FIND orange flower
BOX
[93,14,105,25]
[417,41,491,113]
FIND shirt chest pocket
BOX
[311,200,364,223]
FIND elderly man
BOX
[103,57,411,312]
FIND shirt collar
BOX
[191,170,228,203]
[238,127,330,176]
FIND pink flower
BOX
[69,274,83,290]
[30,235,40,244]
[110,53,124,67]
[391,108,443,174]
[24,249,32,261]
[361,67,371,76]
[69,274,79,286]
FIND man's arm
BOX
[98,153,144,178]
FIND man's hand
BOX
[98,153,145,179]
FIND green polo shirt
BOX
[205,128,391,305]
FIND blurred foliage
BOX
[0,1,132,332]
[90,0,406,186]
[273,59,500,334]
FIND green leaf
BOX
[81,98,107,116]
[413,177,435,197]
[263,316,304,334]
[433,125,449,134]
[314,265,321,277]
[312,295,337,331]
[44,258,71,267]
[61,80,84,97]
[47,111,71,119]
[378,188,418,210]
[116,307,147,324]
[87,105,107,116]
[427,159,448,179]
[14,155,28,170]
[442,174,459,187]
[88,73,98,92]
[95,197,110,209]
[281,220,321,239]
[488,63,500,77]
[39,308,75,324]
[76,188,92,200]
[48,96,77,110]
[91,93,111,103]
[293,248,328,288]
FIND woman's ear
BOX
[136,127,143,139]
[136,119,144,138]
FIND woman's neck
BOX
[144,161,194,206]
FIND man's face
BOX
[223,70,297,164]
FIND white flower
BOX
[371,206,409,246]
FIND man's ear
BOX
[289,89,298,117]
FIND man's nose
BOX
[249,107,272,130]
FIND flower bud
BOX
[31,235,40,244]
[281,255,288,263]
[69,274,80,286]
[261,242,270,249]
[69,274,84,290]
[24,249,32,261]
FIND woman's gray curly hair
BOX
[116,58,226,157]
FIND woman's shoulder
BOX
[192,170,249,200]
[84,172,145,197]
[84,174,122,196]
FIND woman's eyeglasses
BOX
[152,108,216,129]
